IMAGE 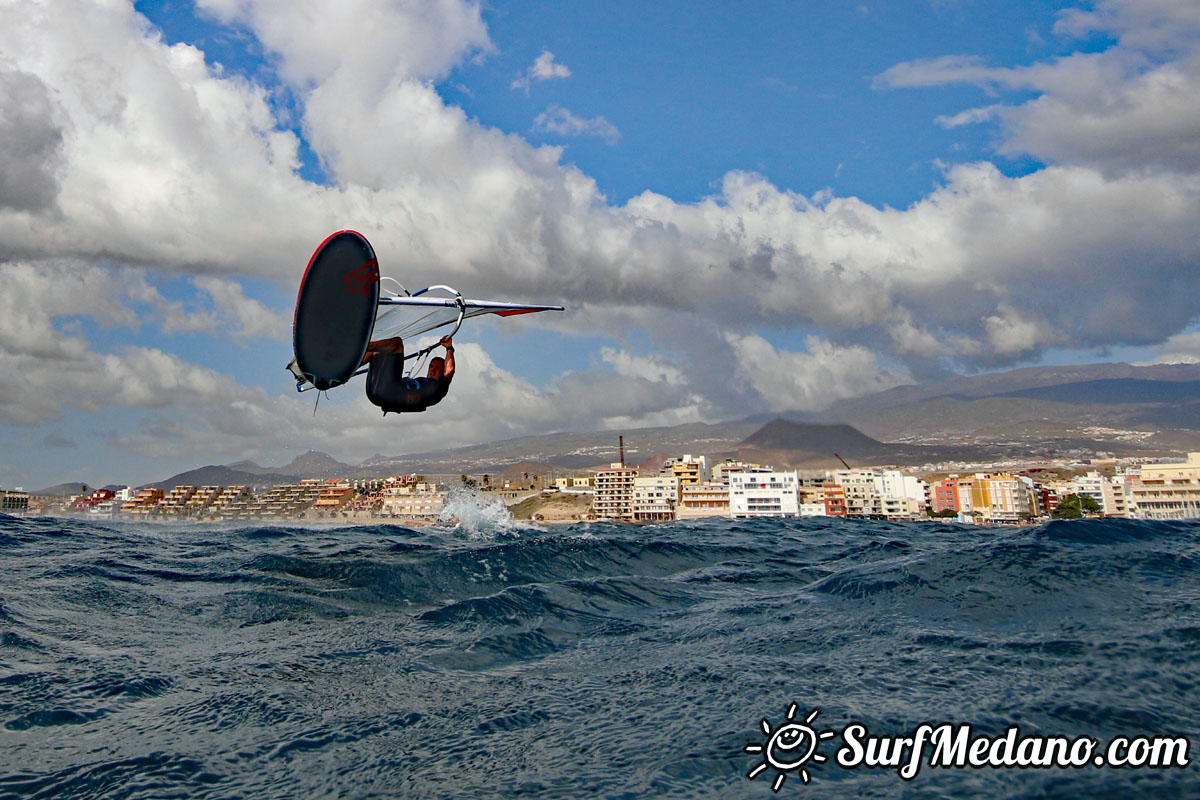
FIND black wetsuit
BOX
[365,353,452,414]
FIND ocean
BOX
[1,499,1198,798]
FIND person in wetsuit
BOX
[361,335,455,414]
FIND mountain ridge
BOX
[131,361,1200,489]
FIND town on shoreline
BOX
[5,450,1199,526]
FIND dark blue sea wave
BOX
[1,513,1198,798]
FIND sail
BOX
[372,294,563,342]
[288,228,564,395]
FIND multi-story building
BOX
[157,486,199,516]
[184,486,221,516]
[380,482,446,520]
[120,488,163,515]
[931,477,960,513]
[591,463,637,520]
[1,489,29,514]
[879,496,923,520]
[632,475,679,522]
[313,480,355,515]
[674,483,731,520]
[247,481,324,519]
[207,486,253,518]
[823,484,847,517]
[958,474,1036,524]
[72,489,115,513]
[730,471,799,518]
[663,455,708,486]
[1132,453,1200,520]
[833,470,882,518]
[711,460,769,485]
[874,470,927,518]
[1071,472,1106,508]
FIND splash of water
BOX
[437,484,539,539]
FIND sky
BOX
[1,0,1199,490]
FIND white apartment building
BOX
[1070,471,1132,517]
[633,474,679,522]
[872,470,928,520]
[730,471,799,518]
[833,469,882,517]
[875,471,927,505]
[1071,472,1106,506]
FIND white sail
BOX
[372,293,562,341]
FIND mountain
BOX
[221,451,354,479]
[277,450,353,477]
[996,379,1200,405]
[225,459,275,475]
[740,421,889,456]
[148,451,353,491]
[144,465,295,491]
[127,361,1200,491]
[832,362,1200,417]
[30,482,95,497]
[358,421,762,477]
[733,420,992,469]
[838,367,1200,456]
[496,461,559,483]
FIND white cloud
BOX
[1138,329,1200,365]
[191,277,289,341]
[0,67,64,213]
[533,105,621,144]
[3,0,1200,477]
[511,50,571,92]
[877,0,1200,175]
[4,0,1195,374]
[935,104,1002,128]
[727,334,911,413]
[196,0,491,87]
[600,347,687,385]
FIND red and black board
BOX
[292,230,380,391]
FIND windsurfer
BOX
[361,335,455,414]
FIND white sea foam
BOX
[437,484,540,540]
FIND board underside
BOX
[292,230,380,391]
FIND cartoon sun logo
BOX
[745,704,837,791]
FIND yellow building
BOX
[1133,453,1200,520]
[663,455,707,486]
[957,474,1037,524]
